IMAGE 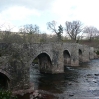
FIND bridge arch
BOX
[63,50,71,66]
[79,49,83,63]
[0,69,10,89]
[31,52,52,73]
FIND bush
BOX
[96,50,99,55]
[0,90,17,99]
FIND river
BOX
[19,59,99,99]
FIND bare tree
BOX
[0,23,5,31]
[1,25,15,43]
[65,20,82,42]
[19,24,40,43]
[47,21,57,33]
[47,21,63,41]
[83,26,99,41]
[0,23,5,40]
[19,24,40,34]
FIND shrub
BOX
[96,50,99,55]
[0,90,17,99]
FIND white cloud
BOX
[0,6,40,21]
[0,6,41,31]
[51,0,99,28]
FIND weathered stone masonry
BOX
[0,43,97,91]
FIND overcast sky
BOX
[0,0,99,33]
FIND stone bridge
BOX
[0,43,97,91]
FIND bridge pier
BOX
[69,44,79,66]
[89,47,95,59]
[52,43,65,73]
[78,44,90,63]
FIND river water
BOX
[24,59,99,99]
